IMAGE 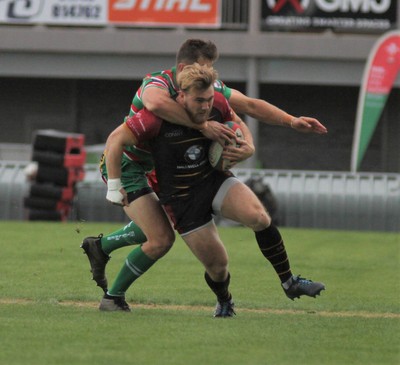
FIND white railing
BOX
[1,161,399,231]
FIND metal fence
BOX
[0,161,30,220]
[1,161,399,232]
[234,168,400,232]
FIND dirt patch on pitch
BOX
[1,298,399,319]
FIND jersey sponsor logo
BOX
[165,130,184,138]
[183,145,205,164]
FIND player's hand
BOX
[201,120,236,146]
[106,178,128,206]
[291,117,328,134]
[222,139,255,164]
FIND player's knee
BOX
[206,261,228,281]
[159,232,175,253]
[163,228,176,247]
[245,208,271,231]
[148,230,175,257]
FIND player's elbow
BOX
[143,97,166,114]
[106,129,119,146]
[104,135,115,155]
[106,127,127,151]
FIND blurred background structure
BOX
[0,0,399,229]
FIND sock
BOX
[204,272,232,302]
[100,221,147,255]
[107,246,156,297]
[255,224,292,284]
[282,277,294,290]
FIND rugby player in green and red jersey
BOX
[81,40,238,299]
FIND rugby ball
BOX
[208,121,243,171]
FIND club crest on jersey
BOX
[184,145,205,163]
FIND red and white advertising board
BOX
[109,0,221,28]
[0,0,221,28]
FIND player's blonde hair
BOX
[177,63,218,93]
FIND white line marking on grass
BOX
[1,298,399,319]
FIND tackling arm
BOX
[142,87,200,129]
[104,123,138,206]
[142,87,235,144]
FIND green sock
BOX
[108,246,156,297]
[100,221,147,255]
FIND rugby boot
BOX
[99,295,131,312]
[283,275,325,300]
[214,299,236,318]
[81,234,110,293]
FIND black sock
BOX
[204,272,232,302]
[255,224,292,283]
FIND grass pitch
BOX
[0,221,399,365]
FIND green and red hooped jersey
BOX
[120,66,233,187]
[129,66,232,116]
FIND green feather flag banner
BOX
[351,31,400,172]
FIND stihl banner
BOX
[109,0,221,27]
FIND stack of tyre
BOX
[24,130,86,221]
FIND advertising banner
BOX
[0,0,107,25]
[0,0,221,27]
[262,0,397,32]
[108,0,221,27]
[351,30,400,172]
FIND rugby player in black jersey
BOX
[104,63,325,316]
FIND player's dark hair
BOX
[176,39,219,65]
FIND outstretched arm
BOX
[229,89,328,134]
[142,87,235,144]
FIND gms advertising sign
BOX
[262,0,398,32]
[0,0,220,27]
